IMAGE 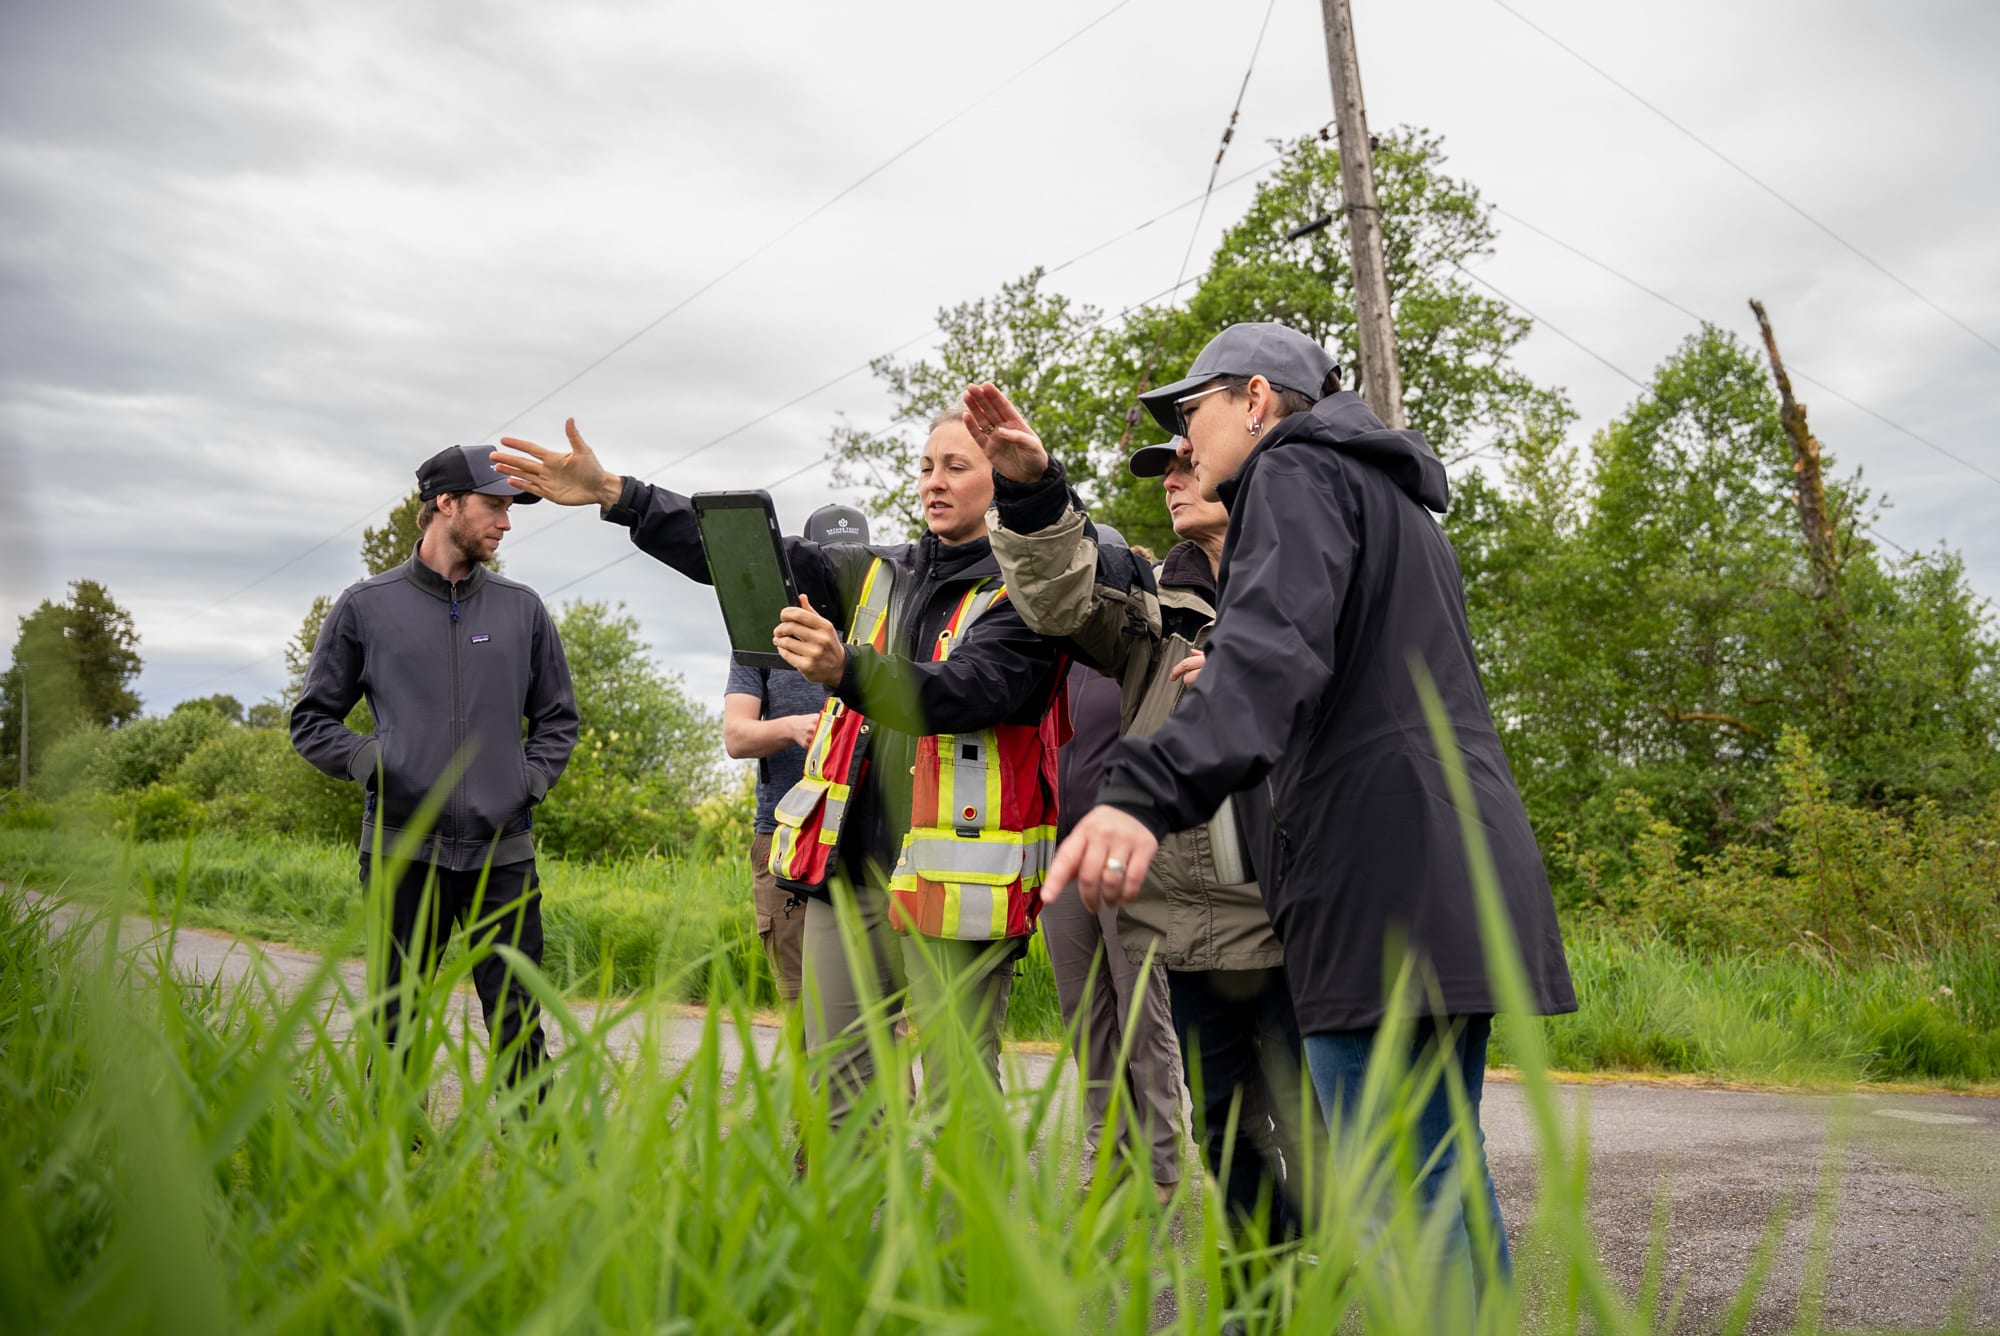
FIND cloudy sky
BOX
[5,0,1996,714]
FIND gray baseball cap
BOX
[804,503,869,546]
[1136,323,1340,436]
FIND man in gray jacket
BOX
[292,444,578,1089]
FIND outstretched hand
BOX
[961,382,1050,485]
[493,419,624,508]
[774,596,846,687]
[1043,805,1157,911]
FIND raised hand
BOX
[493,418,624,508]
[960,382,1050,485]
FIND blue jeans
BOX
[1301,1015,1510,1284]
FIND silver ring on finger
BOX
[1103,857,1126,875]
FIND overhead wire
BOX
[1484,0,2000,361]
[1117,0,1283,450]
[1453,220,1998,617]
[1487,206,2000,494]
[156,0,1136,640]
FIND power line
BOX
[156,2,1133,639]
[1174,0,1281,294]
[1490,206,2000,495]
[1484,0,2000,361]
[1048,151,1280,276]
[539,450,837,603]
[1451,260,1648,389]
[1118,2,1285,450]
[473,1,1134,447]
[501,329,938,555]
[1452,229,1998,617]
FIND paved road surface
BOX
[37,897,2000,1332]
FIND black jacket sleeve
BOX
[601,475,850,618]
[1098,453,1355,835]
[836,594,1060,736]
[289,588,376,784]
[523,598,580,800]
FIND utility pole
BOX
[1319,0,1406,427]
[1750,299,1838,598]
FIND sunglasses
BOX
[1170,382,1232,437]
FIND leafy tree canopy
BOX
[2,579,143,781]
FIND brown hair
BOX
[418,494,459,529]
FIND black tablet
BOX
[691,490,801,671]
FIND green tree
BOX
[827,129,1565,556]
[1455,326,2000,894]
[829,269,1115,539]
[360,492,422,577]
[177,693,244,724]
[243,701,286,730]
[1,580,143,782]
[534,600,728,860]
[1090,128,1564,550]
[281,594,334,708]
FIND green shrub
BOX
[0,791,55,831]
[172,726,361,844]
[127,784,202,842]
[1570,732,2000,958]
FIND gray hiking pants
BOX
[801,883,1015,1130]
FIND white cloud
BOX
[4,0,1996,712]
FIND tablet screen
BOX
[697,500,795,656]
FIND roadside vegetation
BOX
[3,128,1996,1099]
[18,776,1993,1335]
[3,817,1993,1086]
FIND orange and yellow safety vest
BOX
[768,557,1066,940]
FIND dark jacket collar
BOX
[1158,540,1218,601]
[1216,390,1450,514]
[917,530,999,583]
[401,550,490,602]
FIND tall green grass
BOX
[6,718,1991,1329]
[0,829,1068,1043]
[3,828,1991,1083]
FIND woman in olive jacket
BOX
[970,384,1317,1239]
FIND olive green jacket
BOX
[987,501,1284,972]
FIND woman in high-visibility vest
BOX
[491,411,1068,1134]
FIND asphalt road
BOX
[36,898,2000,1333]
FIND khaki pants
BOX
[1042,885,1184,1186]
[750,830,805,1004]
[802,882,1014,1130]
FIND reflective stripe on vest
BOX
[888,577,1063,942]
[767,558,893,890]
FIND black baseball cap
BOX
[804,503,869,546]
[1127,438,1187,479]
[1136,323,1340,436]
[416,445,538,503]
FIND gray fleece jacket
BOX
[290,554,578,870]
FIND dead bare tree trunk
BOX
[1751,299,1837,596]
[1752,298,1851,711]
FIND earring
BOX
[1248,419,1263,437]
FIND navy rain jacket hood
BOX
[1098,390,1575,1034]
